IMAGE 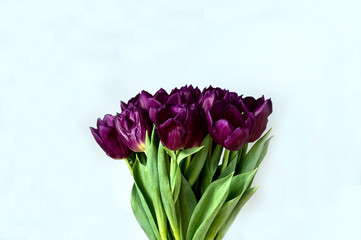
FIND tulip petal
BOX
[90,127,106,151]
[213,119,234,144]
[224,127,250,151]
[158,119,186,150]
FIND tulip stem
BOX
[221,149,230,173]
[208,138,213,159]
[185,155,191,172]
[125,158,133,175]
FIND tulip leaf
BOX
[238,129,271,174]
[217,156,237,180]
[227,169,257,201]
[133,160,156,218]
[137,152,147,165]
[200,144,223,194]
[205,169,257,239]
[175,199,183,240]
[229,151,238,165]
[170,157,182,203]
[184,134,211,187]
[177,146,204,164]
[210,145,223,177]
[137,128,168,240]
[179,174,197,238]
[131,185,160,240]
[256,136,273,169]
[158,143,181,239]
[215,186,258,240]
[186,172,233,240]
[199,164,211,195]
[164,147,177,161]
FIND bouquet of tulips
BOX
[90,85,273,240]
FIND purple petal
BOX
[158,118,186,150]
[224,127,250,151]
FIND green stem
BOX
[185,155,191,172]
[124,158,133,175]
[208,138,213,159]
[221,149,230,173]
[159,225,167,240]
[170,157,176,194]
[174,200,182,240]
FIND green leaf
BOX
[133,160,155,218]
[240,143,248,160]
[215,186,259,240]
[131,184,161,240]
[210,145,223,177]
[137,152,147,165]
[238,129,271,174]
[229,151,238,165]
[217,156,237,180]
[200,145,223,195]
[205,169,257,239]
[186,172,233,240]
[164,147,177,161]
[177,146,204,164]
[175,199,183,240]
[158,142,181,240]
[135,128,168,240]
[184,135,211,187]
[256,136,273,169]
[227,169,257,201]
[179,175,197,238]
[170,158,182,203]
[162,146,182,203]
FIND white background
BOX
[1,0,361,239]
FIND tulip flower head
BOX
[239,96,273,142]
[149,86,206,150]
[90,114,132,159]
[115,106,152,152]
[206,100,254,151]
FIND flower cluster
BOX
[90,85,272,159]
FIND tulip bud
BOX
[115,107,152,152]
[148,88,169,123]
[206,101,254,151]
[150,86,206,150]
[239,96,273,142]
[90,114,132,159]
[169,85,201,105]
[121,90,152,112]
[199,86,238,113]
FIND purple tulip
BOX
[169,85,202,105]
[148,88,170,122]
[90,114,132,159]
[199,86,238,113]
[115,107,152,152]
[150,86,206,150]
[121,90,152,112]
[206,101,254,151]
[154,104,205,150]
[238,96,273,142]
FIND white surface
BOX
[1,0,361,239]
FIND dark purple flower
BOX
[238,96,272,142]
[154,104,205,150]
[168,85,202,105]
[115,107,152,152]
[121,90,152,112]
[199,86,239,113]
[90,114,132,159]
[150,85,205,150]
[148,88,170,122]
[206,101,254,151]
